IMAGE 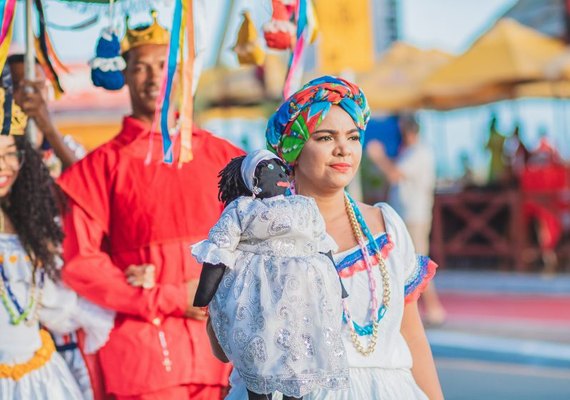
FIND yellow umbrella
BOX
[422,18,566,107]
[356,42,453,112]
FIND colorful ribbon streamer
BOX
[0,0,16,73]
[35,0,65,97]
[153,0,195,165]
[283,0,318,99]
[178,0,194,165]
[157,0,182,164]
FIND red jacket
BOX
[58,117,243,397]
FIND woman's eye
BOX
[316,136,332,141]
[350,135,361,141]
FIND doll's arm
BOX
[193,263,227,307]
[322,250,349,299]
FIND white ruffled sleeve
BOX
[40,278,115,354]
[191,200,243,269]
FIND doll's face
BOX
[254,159,290,198]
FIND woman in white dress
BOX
[0,95,113,399]
[215,76,444,399]
[192,150,348,399]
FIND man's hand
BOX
[15,80,57,136]
[185,280,208,320]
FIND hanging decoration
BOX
[0,0,17,73]
[233,11,265,66]
[89,0,126,90]
[154,0,196,165]
[263,0,296,50]
[34,0,68,98]
[282,0,318,98]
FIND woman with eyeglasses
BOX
[0,95,113,399]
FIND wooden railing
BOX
[431,188,570,271]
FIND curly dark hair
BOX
[2,136,65,279]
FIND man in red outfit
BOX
[58,13,242,400]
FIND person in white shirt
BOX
[366,114,446,326]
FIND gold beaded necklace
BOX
[342,194,391,356]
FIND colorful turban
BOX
[266,75,370,166]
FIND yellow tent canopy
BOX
[356,42,453,112]
[543,50,570,80]
[421,18,566,108]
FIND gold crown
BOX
[121,10,170,54]
[0,88,27,136]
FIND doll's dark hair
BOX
[218,156,250,207]
[218,155,289,208]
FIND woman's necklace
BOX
[0,261,45,326]
[342,192,391,356]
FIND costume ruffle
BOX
[404,255,438,304]
[336,234,394,279]
[73,297,115,354]
[191,240,239,269]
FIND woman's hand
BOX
[184,280,208,320]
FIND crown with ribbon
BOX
[121,10,170,54]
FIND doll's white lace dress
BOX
[192,195,349,397]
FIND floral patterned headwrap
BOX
[266,75,370,167]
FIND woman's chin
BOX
[322,176,354,192]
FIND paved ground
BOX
[425,270,570,399]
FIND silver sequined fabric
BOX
[192,195,349,397]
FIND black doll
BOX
[192,149,349,400]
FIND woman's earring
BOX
[252,176,262,197]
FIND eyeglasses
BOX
[0,150,24,170]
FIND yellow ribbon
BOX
[178,0,194,165]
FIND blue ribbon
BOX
[160,0,182,164]
[0,1,7,38]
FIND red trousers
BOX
[114,384,226,400]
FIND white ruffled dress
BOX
[0,233,115,400]
[226,203,437,399]
[192,195,349,397]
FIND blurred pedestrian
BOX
[503,123,529,185]
[367,114,447,326]
[485,114,507,185]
